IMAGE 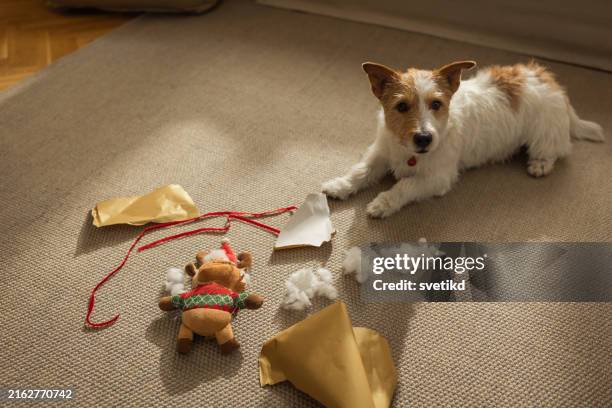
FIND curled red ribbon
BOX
[85,206,296,328]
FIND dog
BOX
[322,60,604,218]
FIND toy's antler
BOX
[237,252,252,269]
[186,250,210,276]
[195,250,209,266]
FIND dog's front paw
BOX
[322,177,355,200]
[527,158,555,178]
[366,193,399,218]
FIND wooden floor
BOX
[0,0,135,91]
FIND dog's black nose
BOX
[413,132,433,148]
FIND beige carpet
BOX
[1,0,610,406]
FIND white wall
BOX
[258,0,612,71]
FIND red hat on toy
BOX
[221,238,237,264]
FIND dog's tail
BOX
[568,102,604,142]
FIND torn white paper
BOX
[274,193,334,249]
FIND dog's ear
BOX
[435,61,477,93]
[362,62,399,99]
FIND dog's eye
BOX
[430,100,442,111]
[396,102,409,112]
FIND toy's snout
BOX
[195,262,234,284]
[195,261,245,293]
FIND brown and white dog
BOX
[322,61,604,218]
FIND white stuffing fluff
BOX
[204,249,229,263]
[282,267,338,310]
[165,267,186,295]
[342,246,366,282]
[313,268,338,300]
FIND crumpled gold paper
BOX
[91,184,199,227]
[259,302,397,408]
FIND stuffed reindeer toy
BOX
[159,240,264,354]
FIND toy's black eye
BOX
[396,102,409,112]
[431,100,442,111]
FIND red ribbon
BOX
[85,206,297,329]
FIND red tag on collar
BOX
[407,156,417,166]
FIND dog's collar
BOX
[407,156,417,166]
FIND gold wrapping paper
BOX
[91,184,199,227]
[259,302,397,408]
